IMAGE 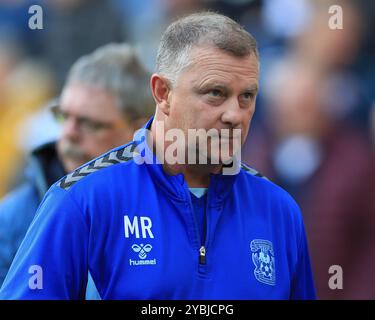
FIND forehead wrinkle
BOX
[190,59,258,87]
[178,46,259,92]
[190,46,258,70]
[61,86,120,123]
[195,60,258,77]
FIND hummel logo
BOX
[132,243,152,259]
[129,243,157,266]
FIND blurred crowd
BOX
[0,0,374,299]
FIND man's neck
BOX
[163,163,222,188]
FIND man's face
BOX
[165,45,259,164]
[56,83,133,172]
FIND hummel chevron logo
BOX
[58,143,137,190]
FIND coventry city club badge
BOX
[250,239,276,286]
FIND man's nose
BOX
[221,98,243,128]
[61,117,80,141]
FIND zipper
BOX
[183,175,224,272]
[185,186,208,267]
[199,246,206,265]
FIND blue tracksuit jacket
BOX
[0,120,316,300]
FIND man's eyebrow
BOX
[244,84,259,93]
[194,82,259,94]
[196,82,229,91]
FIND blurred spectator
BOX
[0,43,154,298]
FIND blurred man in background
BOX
[0,43,154,298]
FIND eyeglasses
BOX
[51,104,115,134]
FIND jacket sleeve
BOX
[0,186,89,300]
[290,215,317,300]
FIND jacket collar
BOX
[27,142,66,201]
[133,117,239,205]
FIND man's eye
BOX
[207,89,222,97]
[81,119,102,131]
[242,92,254,100]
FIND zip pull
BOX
[199,246,206,265]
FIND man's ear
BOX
[150,74,171,116]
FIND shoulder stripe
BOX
[58,142,137,190]
[241,163,269,181]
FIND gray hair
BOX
[156,12,259,86]
[65,43,154,121]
